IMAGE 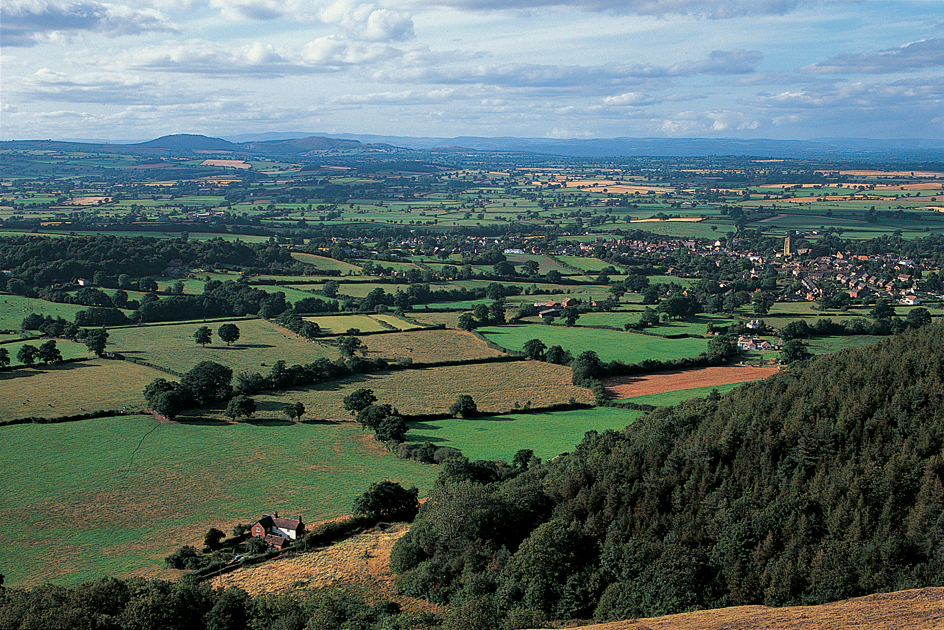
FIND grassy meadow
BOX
[0,359,163,420]
[406,406,642,463]
[478,323,709,363]
[0,414,439,587]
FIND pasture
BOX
[0,359,162,420]
[406,406,642,463]
[478,324,709,363]
[362,329,503,363]
[0,414,438,587]
[107,318,335,374]
[0,295,121,331]
[248,360,593,423]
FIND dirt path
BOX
[602,365,779,400]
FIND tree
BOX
[37,340,62,364]
[544,345,571,365]
[356,403,396,431]
[343,388,377,415]
[449,394,478,418]
[181,361,233,403]
[560,305,581,327]
[225,395,256,421]
[217,323,240,345]
[488,300,506,325]
[338,335,364,358]
[869,298,896,320]
[152,390,186,420]
[521,260,540,277]
[193,326,212,347]
[283,401,305,421]
[905,307,932,328]
[473,303,490,323]
[571,350,604,385]
[523,338,547,360]
[0,347,9,368]
[84,328,109,356]
[322,280,340,298]
[204,527,225,550]
[513,448,537,472]
[375,414,408,442]
[17,344,38,367]
[352,481,419,521]
[205,587,250,630]
[457,312,476,331]
[780,339,808,364]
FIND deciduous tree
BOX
[193,326,212,347]
[217,323,240,345]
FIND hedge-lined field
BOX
[0,414,438,587]
[0,359,163,420]
[478,323,709,363]
[406,406,643,462]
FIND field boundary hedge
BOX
[469,330,525,356]
[0,409,148,427]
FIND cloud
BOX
[207,0,305,21]
[801,38,944,74]
[10,67,194,105]
[400,0,808,18]
[601,92,657,106]
[385,49,759,91]
[658,109,759,135]
[1,0,175,46]
[671,49,763,75]
[321,0,414,41]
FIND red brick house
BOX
[251,513,304,549]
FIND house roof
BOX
[256,514,302,531]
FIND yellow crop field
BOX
[363,329,502,363]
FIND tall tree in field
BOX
[181,361,233,403]
[343,388,377,415]
[17,344,38,367]
[217,323,240,346]
[84,329,109,356]
[37,340,62,364]
[283,401,305,421]
[225,395,256,421]
[0,347,10,368]
[193,326,212,347]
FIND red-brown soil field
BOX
[602,365,779,399]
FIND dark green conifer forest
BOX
[392,322,944,623]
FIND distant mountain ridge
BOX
[3,132,944,161]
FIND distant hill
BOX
[135,134,238,151]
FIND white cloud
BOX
[601,92,656,106]
[1,0,176,46]
[320,0,414,41]
[801,38,944,74]
[400,0,811,18]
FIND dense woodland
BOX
[390,322,944,625]
[3,323,942,628]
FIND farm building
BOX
[251,513,304,549]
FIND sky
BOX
[2,0,944,142]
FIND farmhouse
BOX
[251,513,304,549]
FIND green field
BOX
[616,382,744,406]
[478,324,708,363]
[0,296,126,331]
[0,415,439,587]
[108,319,334,374]
[406,407,642,463]
[0,359,163,420]
[2,338,94,366]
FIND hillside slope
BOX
[572,587,943,630]
[392,323,944,625]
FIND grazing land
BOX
[407,406,642,462]
[0,414,438,587]
[0,359,163,419]
[107,318,334,374]
[479,324,709,363]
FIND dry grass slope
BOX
[570,587,944,630]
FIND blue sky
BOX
[2,0,943,142]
